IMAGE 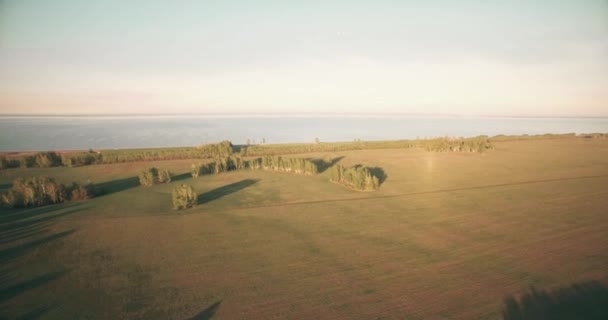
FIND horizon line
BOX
[1,112,608,119]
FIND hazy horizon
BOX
[1,1,607,116]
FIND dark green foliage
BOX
[172,184,197,210]
[0,157,20,169]
[330,165,381,191]
[138,167,171,186]
[0,176,95,208]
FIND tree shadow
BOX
[308,156,345,173]
[369,167,388,184]
[95,176,139,196]
[197,179,258,204]
[0,203,79,314]
[0,182,11,191]
[502,281,608,320]
[172,172,192,182]
[0,229,77,264]
[0,269,69,304]
[189,300,222,320]
[12,303,56,320]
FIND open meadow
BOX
[1,138,608,319]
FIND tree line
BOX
[239,136,496,156]
[329,165,381,191]
[0,141,235,169]
[1,176,97,208]
[191,155,319,178]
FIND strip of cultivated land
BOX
[1,138,608,319]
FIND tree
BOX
[172,184,197,210]
[139,167,159,186]
[158,169,172,183]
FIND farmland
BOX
[1,138,608,319]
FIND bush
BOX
[158,169,172,183]
[172,184,197,210]
[139,168,158,186]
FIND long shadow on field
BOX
[369,166,388,184]
[0,269,69,303]
[502,281,608,320]
[173,172,192,182]
[11,304,56,320]
[0,183,11,191]
[95,176,139,195]
[309,156,345,173]
[0,203,79,313]
[189,300,222,320]
[198,179,258,204]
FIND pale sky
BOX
[1,0,607,116]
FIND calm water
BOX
[1,115,607,151]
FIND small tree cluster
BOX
[172,184,197,210]
[191,156,319,178]
[139,167,172,186]
[259,156,318,175]
[191,156,244,177]
[1,176,96,208]
[330,165,380,191]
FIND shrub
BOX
[158,169,172,183]
[172,184,197,210]
[139,168,159,186]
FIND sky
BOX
[0,0,607,116]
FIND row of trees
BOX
[139,167,172,186]
[191,155,320,178]
[1,176,96,208]
[1,141,236,170]
[329,165,381,191]
[239,136,495,156]
[418,137,493,153]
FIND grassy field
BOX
[1,139,608,319]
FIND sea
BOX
[1,115,607,152]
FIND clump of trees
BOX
[330,165,381,191]
[172,184,197,210]
[0,176,96,208]
[259,156,318,175]
[138,167,172,186]
[191,155,319,178]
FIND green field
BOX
[1,139,608,319]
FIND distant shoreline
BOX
[1,113,608,119]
